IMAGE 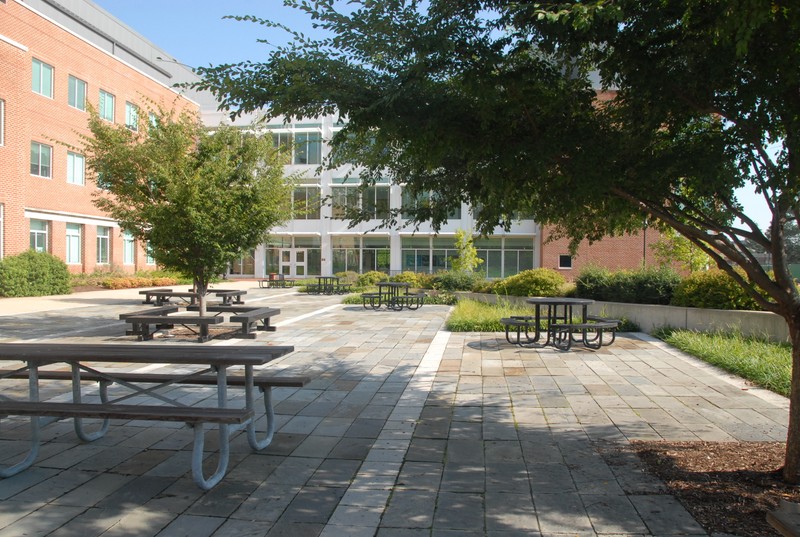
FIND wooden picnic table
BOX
[362,282,424,310]
[0,342,296,489]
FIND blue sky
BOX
[94,0,773,231]
[93,0,319,68]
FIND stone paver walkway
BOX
[0,283,789,536]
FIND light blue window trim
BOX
[68,75,86,111]
[67,152,85,185]
[99,90,115,122]
[32,59,53,98]
[30,142,52,178]
[125,102,138,130]
[66,223,82,265]
[122,231,135,265]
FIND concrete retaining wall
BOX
[458,292,790,343]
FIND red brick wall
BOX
[0,0,198,273]
[539,225,664,280]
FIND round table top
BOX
[525,296,595,306]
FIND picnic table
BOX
[259,274,297,288]
[305,276,352,295]
[0,342,299,490]
[362,282,425,311]
[499,297,618,351]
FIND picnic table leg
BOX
[70,364,110,442]
[244,365,276,450]
[191,367,231,490]
[0,367,42,478]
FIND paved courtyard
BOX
[0,282,789,536]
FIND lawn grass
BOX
[654,328,792,397]
[445,298,535,332]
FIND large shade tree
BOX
[195,1,800,480]
[80,106,292,314]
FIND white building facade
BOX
[218,115,542,279]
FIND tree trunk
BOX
[783,314,800,482]
[194,277,208,317]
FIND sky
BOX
[93,0,774,231]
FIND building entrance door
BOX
[280,249,307,277]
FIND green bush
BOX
[415,272,437,289]
[334,271,359,285]
[357,270,389,287]
[0,250,71,297]
[433,271,482,291]
[390,271,419,286]
[575,265,680,305]
[493,268,565,297]
[671,269,760,310]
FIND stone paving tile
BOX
[0,288,793,536]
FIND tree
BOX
[652,229,711,274]
[79,105,292,315]
[195,1,800,480]
[450,228,483,273]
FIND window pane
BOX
[125,102,138,130]
[30,143,52,178]
[99,90,114,121]
[68,76,86,110]
[67,152,85,185]
[0,99,4,146]
[66,224,81,264]
[32,59,53,97]
[29,219,48,252]
[96,226,110,264]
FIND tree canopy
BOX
[79,105,292,312]
[195,0,800,479]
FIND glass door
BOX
[280,249,306,277]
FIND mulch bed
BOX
[631,441,800,537]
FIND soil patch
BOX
[631,440,799,536]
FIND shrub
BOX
[493,268,565,297]
[390,271,419,286]
[575,265,680,304]
[357,270,389,287]
[671,269,760,310]
[0,250,71,297]
[334,271,359,285]
[415,272,437,289]
[433,271,482,291]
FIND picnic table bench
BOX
[186,305,282,338]
[259,274,297,288]
[141,290,199,307]
[0,342,298,490]
[122,313,223,342]
[118,305,180,336]
[139,288,173,305]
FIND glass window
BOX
[68,76,87,111]
[294,131,322,165]
[0,99,4,146]
[122,231,135,264]
[271,131,291,151]
[99,90,115,122]
[66,223,82,265]
[364,186,390,220]
[30,142,52,178]
[331,186,359,219]
[96,226,110,264]
[293,186,321,219]
[30,219,48,252]
[558,254,573,269]
[67,152,85,185]
[32,59,53,98]
[125,102,138,130]
[145,242,155,265]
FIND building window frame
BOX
[96,226,110,264]
[30,219,49,252]
[122,231,135,265]
[32,58,54,98]
[68,75,87,111]
[66,151,85,185]
[125,101,139,130]
[558,254,573,269]
[66,223,82,265]
[292,185,321,220]
[99,90,115,122]
[30,141,52,178]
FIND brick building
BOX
[0,0,205,274]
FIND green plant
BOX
[575,265,680,305]
[390,271,419,286]
[493,268,565,297]
[445,298,536,332]
[415,272,437,289]
[655,328,791,396]
[671,269,760,310]
[0,250,71,297]
[433,270,481,291]
[450,228,484,273]
[334,271,359,285]
[357,270,389,287]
